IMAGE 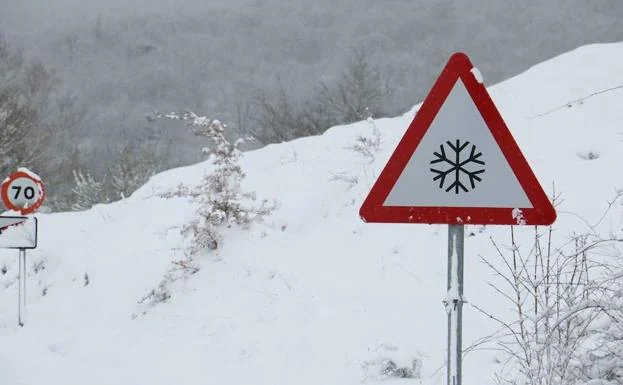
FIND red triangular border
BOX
[359,52,556,225]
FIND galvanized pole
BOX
[18,248,26,327]
[445,224,464,385]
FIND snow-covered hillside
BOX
[2,43,623,385]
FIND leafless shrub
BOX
[474,193,623,385]
[317,48,388,123]
[250,49,389,145]
[138,254,200,308]
[329,172,359,190]
[346,117,382,163]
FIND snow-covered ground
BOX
[1,43,623,385]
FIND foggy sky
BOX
[1,0,622,169]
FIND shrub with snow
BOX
[479,194,623,385]
[71,169,108,211]
[159,111,275,256]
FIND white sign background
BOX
[384,79,533,208]
[0,217,37,249]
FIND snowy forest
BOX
[1,0,622,210]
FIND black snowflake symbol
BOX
[430,139,485,194]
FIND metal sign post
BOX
[445,225,464,385]
[18,248,27,327]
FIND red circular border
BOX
[1,171,46,215]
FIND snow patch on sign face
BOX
[0,217,36,248]
[470,67,484,84]
[384,80,533,208]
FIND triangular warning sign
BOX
[360,52,556,225]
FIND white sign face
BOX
[0,217,37,249]
[4,176,43,210]
[384,79,532,208]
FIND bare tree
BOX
[106,139,169,200]
[71,169,108,211]
[316,48,388,123]
[250,86,331,144]
[0,38,56,180]
[250,48,389,145]
[0,33,86,211]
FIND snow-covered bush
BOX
[69,141,167,211]
[107,142,163,199]
[572,268,623,384]
[71,169,108,211]
[477,197,623,385]
[362,355,422,381]
[137,258,199,308]
[158,111,274,255]
[380,359,418,379]
[331,116,381,192]
[137,112,274,311]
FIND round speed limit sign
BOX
[1,170,46,214]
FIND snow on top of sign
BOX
[470,67,484,84]
[17,167,42,181]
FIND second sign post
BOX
[1,168,45,326]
